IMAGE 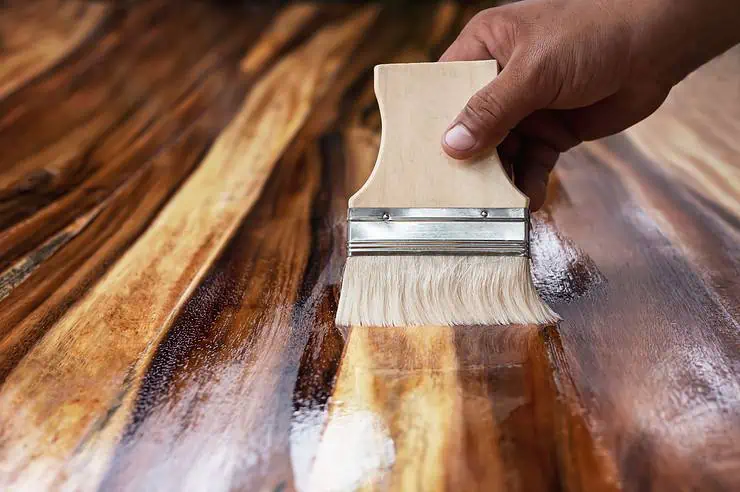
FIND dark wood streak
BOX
[537,325,621,492]
[0,137,206,380]
[292,134,347,410]
[0,203,102,302]
[0,1,738,491]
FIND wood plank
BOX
[0,7,379,490]
[102,142,324,492]
[311,324,619,491]
[541,142,740,489]
[0,2,737,490]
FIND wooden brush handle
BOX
[349,60,528,209]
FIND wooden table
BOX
[1,1,738,490]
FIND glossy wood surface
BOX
[0,1,738,491]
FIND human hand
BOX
[440,0,740,210]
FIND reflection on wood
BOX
[546,134,740,490]
[314,325,620,492]
[314,326,534,491]
[0,1,738,491]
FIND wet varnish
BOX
[0,1,738,491]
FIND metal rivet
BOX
[480,210,488,218]
[382,212,390,220]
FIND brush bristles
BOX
[336,256,559,327]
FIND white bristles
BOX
[335,256,559,327]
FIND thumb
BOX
[442,59,545,160]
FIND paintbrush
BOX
[336,60,558,327]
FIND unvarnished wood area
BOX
[0,1,738,490]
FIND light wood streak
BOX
[240,3,321,76]
[103,143,323,492]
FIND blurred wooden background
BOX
[0,1,738,490]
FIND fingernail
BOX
[444,123,476,151]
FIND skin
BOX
[440,0,740,210]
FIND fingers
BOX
[442,56,547,160]
[439,7,544,160]
[498,130,559,211]
[439,8,513,62]
[503,85,666,210]
[516,110,581,153]
[439,28,491,62]
[514,141,559,212]
[498,131,523,160]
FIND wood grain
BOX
[0,5,379,489]
[0,1,110,100]
[0,1,738,491]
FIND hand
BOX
[440,0,740,210]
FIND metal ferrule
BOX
[347,207,530,257]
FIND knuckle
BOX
[466,10,489,28]
[461,11,490,40]
[465,90,506,128]
[487,11,519,45]
[467,8,519,53]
